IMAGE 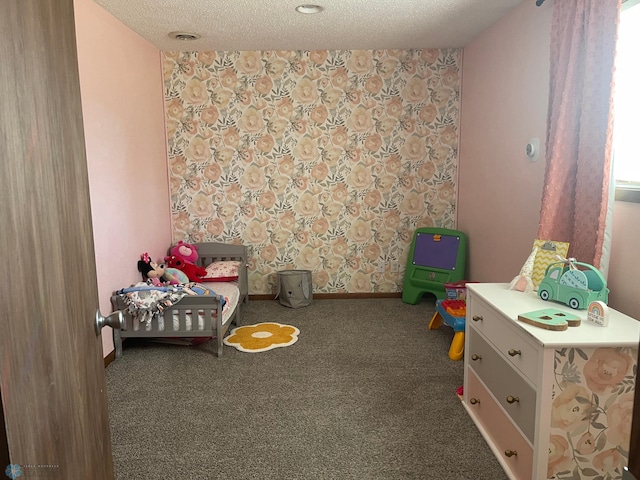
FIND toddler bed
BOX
[111,242,248,358]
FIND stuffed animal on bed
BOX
[163,267,189,285]
[137,253,169,286]
[170,241,200,264]
[137,253,189,285]
[164,254,207,282]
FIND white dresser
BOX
[463,283,639,480]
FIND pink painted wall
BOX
[458,0,551,285]
[459,0,640,319]
[74,0,171,356]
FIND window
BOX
[613,0,640,202]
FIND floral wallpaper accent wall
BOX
[162,49,461,294]
[548,347,637,480]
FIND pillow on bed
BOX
[202,260,240,282]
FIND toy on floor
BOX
[441,299,466,317]
[429,298,467,361]
[444,280,468,300]
[402,227,467,303]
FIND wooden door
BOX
[0,389,8,472]
[0,1,114,478]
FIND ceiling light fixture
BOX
[295,4,324,14]
[168,31,201,41]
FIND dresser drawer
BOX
[469,297,539,384]
[466,369,534,480]
[468,330,537,442]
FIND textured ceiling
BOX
[94,0,524,51]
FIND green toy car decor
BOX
[537,260,609,310]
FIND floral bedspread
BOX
[117,282,189,325]
[117,282,224,325]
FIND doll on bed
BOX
[137,253,188,286]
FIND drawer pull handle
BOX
[506,396,519,404]
[508,349,521,357]
[504,450,518,458]
[471,354,482,361]
[472,315,483,322]
[469,398,480,405]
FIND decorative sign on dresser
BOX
[463,283,639,480]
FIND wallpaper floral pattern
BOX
[162,49,461,294]
[548,347,637,480]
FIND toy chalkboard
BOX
[412,232,461,270]
[402,227,467,304]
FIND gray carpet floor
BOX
[105,298,509,480]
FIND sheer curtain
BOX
[537,0,620,271]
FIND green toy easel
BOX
[402,227,467,304]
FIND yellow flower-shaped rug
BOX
[223,322,300,353]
